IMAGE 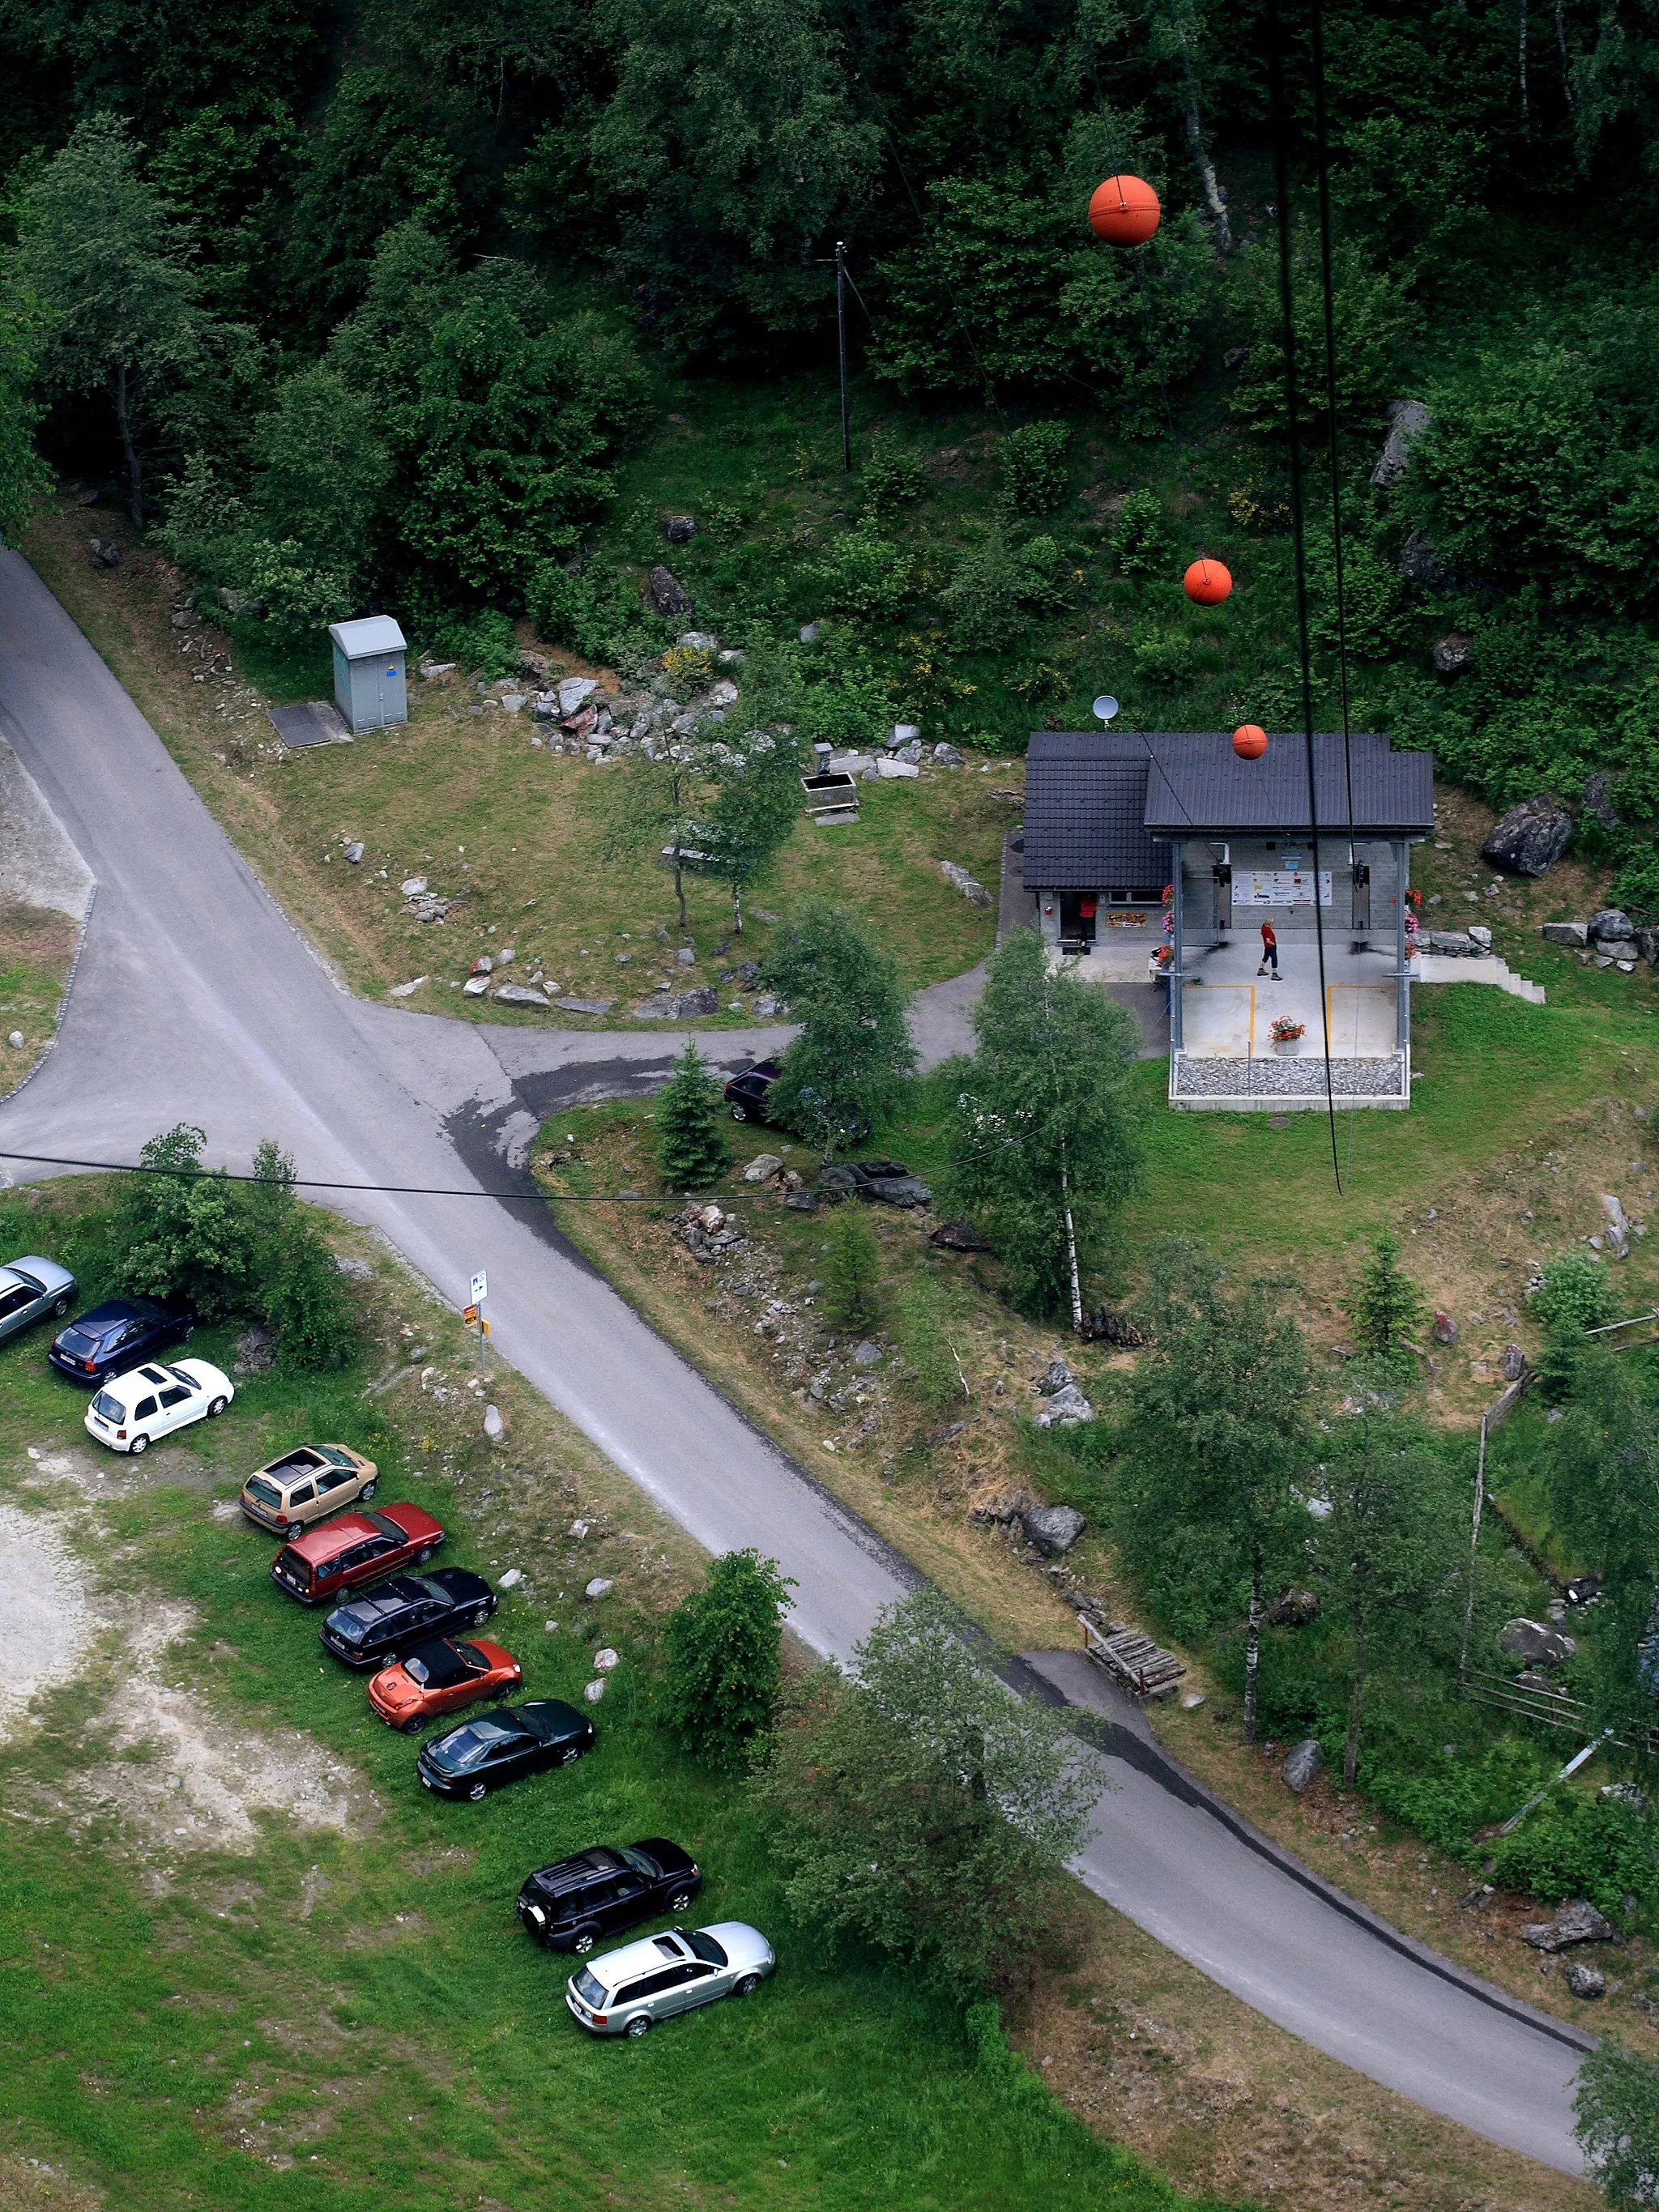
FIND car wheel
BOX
[561,1746,582,1766]
[416,1546,433,1565]
[181,1323,195,1342]
[573,1929,597,1956]
[625,2014,651,2038]
[285,1521,305,1542]
[467,1782,487,1802]
[667,1890,693,1914]
[207,1396,228,1417]
[128,1433,149,1456]
[360,1478,377,1500]
[733,1974,761,1997]
[472,1607,489,1627]
[730,1104,749,1122]
[51,1296,69,1318]
[402,1717,424,1734]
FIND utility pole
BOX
[835,240,851,473]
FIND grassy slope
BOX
[0,1181,1226,2212]
[23,502,1006,1019]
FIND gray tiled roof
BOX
[1141,731,1434,836]
[1022,732,1168,890]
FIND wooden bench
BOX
[1080,1614,1187,1699]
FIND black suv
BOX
[517,1839,702,1954]
[723,1059,782,1123]
[319,1568,497,1669]
[49,1297,194,1383]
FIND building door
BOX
[1060,893,1097,944]
[1212,865,1232,934]
[1351,865,1371,932]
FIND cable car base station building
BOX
[1021,731,1437,1111]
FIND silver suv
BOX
[565,1921,774,2037]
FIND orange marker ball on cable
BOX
[1089,175,1162,247]
[1232,722,1268,760]
[1183,557,1232,606]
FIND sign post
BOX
[470,1270,488,1378]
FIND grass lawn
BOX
[0,1179,1235,2212]
[0,900,79,1090]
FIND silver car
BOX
[0,1255,76,1345]
[565,1921,775,2038]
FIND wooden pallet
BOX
[1080,1615,1187,1699]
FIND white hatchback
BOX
[84,1358,234,1454]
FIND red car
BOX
[368,1636,522,1732]
[271,1505,445,1606]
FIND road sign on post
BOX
[469,1270,488,1376]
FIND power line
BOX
[0,1149,724,1204]
[1268,0,1344,1191]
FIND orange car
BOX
[368,1636,522,1733]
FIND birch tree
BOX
[943,927,1142,1325]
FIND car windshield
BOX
[432,1718,514,1769]
[318,1447,356,1467]
[573,1968,607,2008]
[366,1511,405,1540]
[164,1366,198,1390]
[685,1930,727,1967]
[11,1270,41,1294]
[245,1477,282,1508]
[91,1391,123,1421]
[621,1847,658,1877]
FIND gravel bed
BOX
[1173,1054,1407,1099]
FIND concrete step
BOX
[1413,953,1545,1004]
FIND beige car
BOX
[239,1444,377,1540]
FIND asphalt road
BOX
[0,549,1589,2172]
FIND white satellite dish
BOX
[1093,694,1120,727]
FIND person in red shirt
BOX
[1258,920,1281,979]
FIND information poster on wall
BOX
[1237,868,1333,908]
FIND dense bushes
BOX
[111,1125,355,1368]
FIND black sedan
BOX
[418,1698,595,1801]
[518,1839,702,1954]
[723,1059,782,1124]
[318,1568,497,1669]
[49,1297,194,1383]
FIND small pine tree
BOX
[822,1202,881,1330]
[1343,1231,1429,1356]
[659,1549,795,1766]
[655,1043,731,1191]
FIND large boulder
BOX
[1371,400,1431,490]
[1541,921,1589,947]
[1282,1738,1324,1792]
[1590,907,1636,942]
[931,1217,993,1252]
[1522,1899,1614,1951]
[1427,931,1477,956]
[1021,1502,1086,1555]
[1499,1617,1578,1666]
[1432,632,1474,676]
[1581,772,1622,833]
[1266,1585,1320,1628]
[1483,795,1573,877]
[647,565,693,617]
[1398,529,1458,590]
[1032,1383,1094,1430]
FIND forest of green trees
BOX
[2,0,1658,895]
